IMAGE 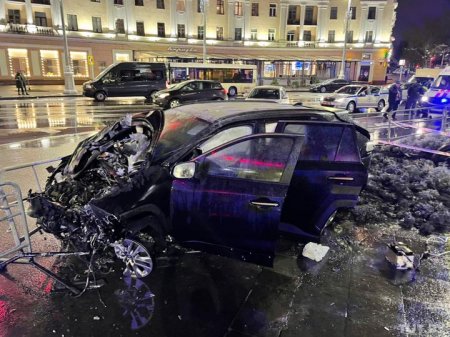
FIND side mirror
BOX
[359,92,366,97]
[172,162,196,179]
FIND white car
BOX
[245,86,289,104]
[320,85,387,113]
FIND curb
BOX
[0,94,82,101]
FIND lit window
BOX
[176,0,185,12]
[217,0,224,15]
[216,26,224,40]
[40,50,61,77]
[8,48,30,77]
[234,1,243,16]
[70,51,88,77]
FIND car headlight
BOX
[335,98,346,103]
[158,93,169,99]
[84,84,92,90]
[421,96,429,102]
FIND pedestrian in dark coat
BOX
[405,82,421,110]
[15,71,25,95]
[383,81,401,119]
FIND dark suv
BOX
[29,102,371,277]
[153,80,227,108]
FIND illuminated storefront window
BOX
[115,53,130,62]
[8,48,30,76]
[70,51,88,77]
[40,50,61,77]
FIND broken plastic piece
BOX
[385,242,415,270]
[302,242,330,262]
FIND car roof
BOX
[251,85,284,90]
[169,101,352,124]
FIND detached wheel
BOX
[94,91,107,102]
[346,101,356,113]
[228,86,237,97]
[169,98,181,108]
[320,86,327,93]
[114,238,153,278]
[376,100,385,112]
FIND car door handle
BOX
[250,199,279,208]
[328,176,354,182]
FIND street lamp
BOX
[59,0,77,94]
[338,0,352,79]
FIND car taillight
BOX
[222,88,228,95]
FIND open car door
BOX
[170,134,302,267]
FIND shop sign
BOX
[167,46,198,54]
[88,55,94,66]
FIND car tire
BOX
[215,97,224,101]
[376,100,385,112]
[320,86,327,93]
[228,86,237,97]
[94,91,107,102]
[169,98,181,108]
[346,101,356,113]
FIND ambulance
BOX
[421,66,450,111]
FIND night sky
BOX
[393,0,450,56]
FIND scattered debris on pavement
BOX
[302,242,330,262]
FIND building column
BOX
[170,0,177,37]
[125,0,136,34]
[25,0,33,24]
[50,0,61,28]
[0,0,6,23]
[317,5,327,42]
[227,0,234,40]
[106,0,115,31]
[375,6,385,43]
[298,4,306,42]
[243,0,250,40]
[278,3,288,42]
[186,0,193,38]
[358,6,368,42]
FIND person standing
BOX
[383,81,401,120]
[405,82,421,110]
[20,71,29,95]
[15,71,25,95]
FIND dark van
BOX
[83,62,167,101]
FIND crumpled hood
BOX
[65,110,164,178]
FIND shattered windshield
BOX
[153,110,210,161]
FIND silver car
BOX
[245,85,290,104]
[320,85,387,113]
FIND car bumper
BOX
[153,96,169,107]
[83,87,95,97]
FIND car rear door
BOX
[276,121,368,236]
[170,134,302,267]
[178,81,202,103]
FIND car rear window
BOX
[203,81,223,89]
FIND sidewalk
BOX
[0,84,83,100]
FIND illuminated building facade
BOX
[0,0,397,84]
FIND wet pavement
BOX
[1,219,449,337]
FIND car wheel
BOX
[228,86,237,97]
[169,98,181,108]
[346,101,356,113]
[215,97,224,101]
[376,100,385,112]
[320,210,338,235]
[94,91,106,102]
[320,86,327,93]
[114,237,154,278]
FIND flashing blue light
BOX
[442,98,448,103]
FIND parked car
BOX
[320,85,387,112]
[28,102,371,278]
[83,62,167,102]
[309,78,350,93]
[153,80,227,108]
[245,85,289,104]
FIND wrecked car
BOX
[28,102,371,278]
